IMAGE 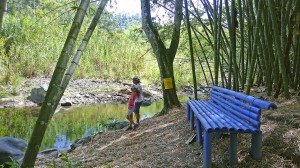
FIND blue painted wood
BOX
[211,94,261,128]
[196,119,202,144]
[211,90,261,114]
[186,86,277,168]
[229,133,238,165]
[186,103,190,120]
[188,101,214,132]
[209,100,259,132]
[251,131,262,159]
[212,86,277,109]
[190,106,194,130]
[204,131,212,168]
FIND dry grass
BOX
[35,96,300,168]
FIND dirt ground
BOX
[34,91,300,168]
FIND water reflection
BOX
[54,134,71,149]
[49,99,165,149]
[0,96,189,150]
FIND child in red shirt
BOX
[125,85,137,131]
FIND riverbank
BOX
[34,96,300,167]
[1,78,300,167]
[0,78,165,108]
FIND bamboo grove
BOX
[186,0,300,99]
[1,0,299,100]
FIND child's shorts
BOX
[127,109,134,115]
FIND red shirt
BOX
[128,92,137,109]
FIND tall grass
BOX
[0,2,213,96]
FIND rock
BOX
[0,136,27,166]
[107,121,129,130]
[107,119,129,130]
[27,84,48,105]
[70,136,92,150]
[3,105,14,108]
[60,98,72,106]
[37,148,70,160]
[143,90,153,98]
[37,148,59,159]
[142,97,154,106]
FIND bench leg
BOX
[186,104,190,120]
[196,119,203,145]
[229,133,238,165]
[203,131,212,168]
[190,111,194,130]
[251,131,262,160]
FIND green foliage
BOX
[47,152,81,168]
[0,157,20,168]
[0,0,207,94]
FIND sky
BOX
[107,0,141,15]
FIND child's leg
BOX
[134,101,143,124]
[135,113,140,124]
[127,115,135,127]
[127,109,135,128]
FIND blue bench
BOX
[186,86,277,168]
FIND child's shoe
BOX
[133,123,139,130]
[125,126,133,131]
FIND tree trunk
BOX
[141,0,182,113]
[0,0,7,33]
[59,0,108,95]
[21,1,91,167]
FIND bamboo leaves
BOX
[188,0,297,99]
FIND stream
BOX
[0,96,189,151]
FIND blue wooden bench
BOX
[186,86,277,168]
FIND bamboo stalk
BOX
[268,0,290,99]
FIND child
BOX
[132,76,143,127]
[125,84,137,131]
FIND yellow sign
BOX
[164,78,173,89]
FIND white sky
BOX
[107,0,141,15]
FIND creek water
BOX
[0,96,189,151]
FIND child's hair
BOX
[133,76,140,83]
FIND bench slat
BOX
[188,101,216,131]
[212,86,277,109]
[200,101,246,132]
[211,90,261,114]
[188,100,259,133]
[191,101,228,132]
[209,102,259,133]
[211,94,261,128]
[208,102,258,132]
